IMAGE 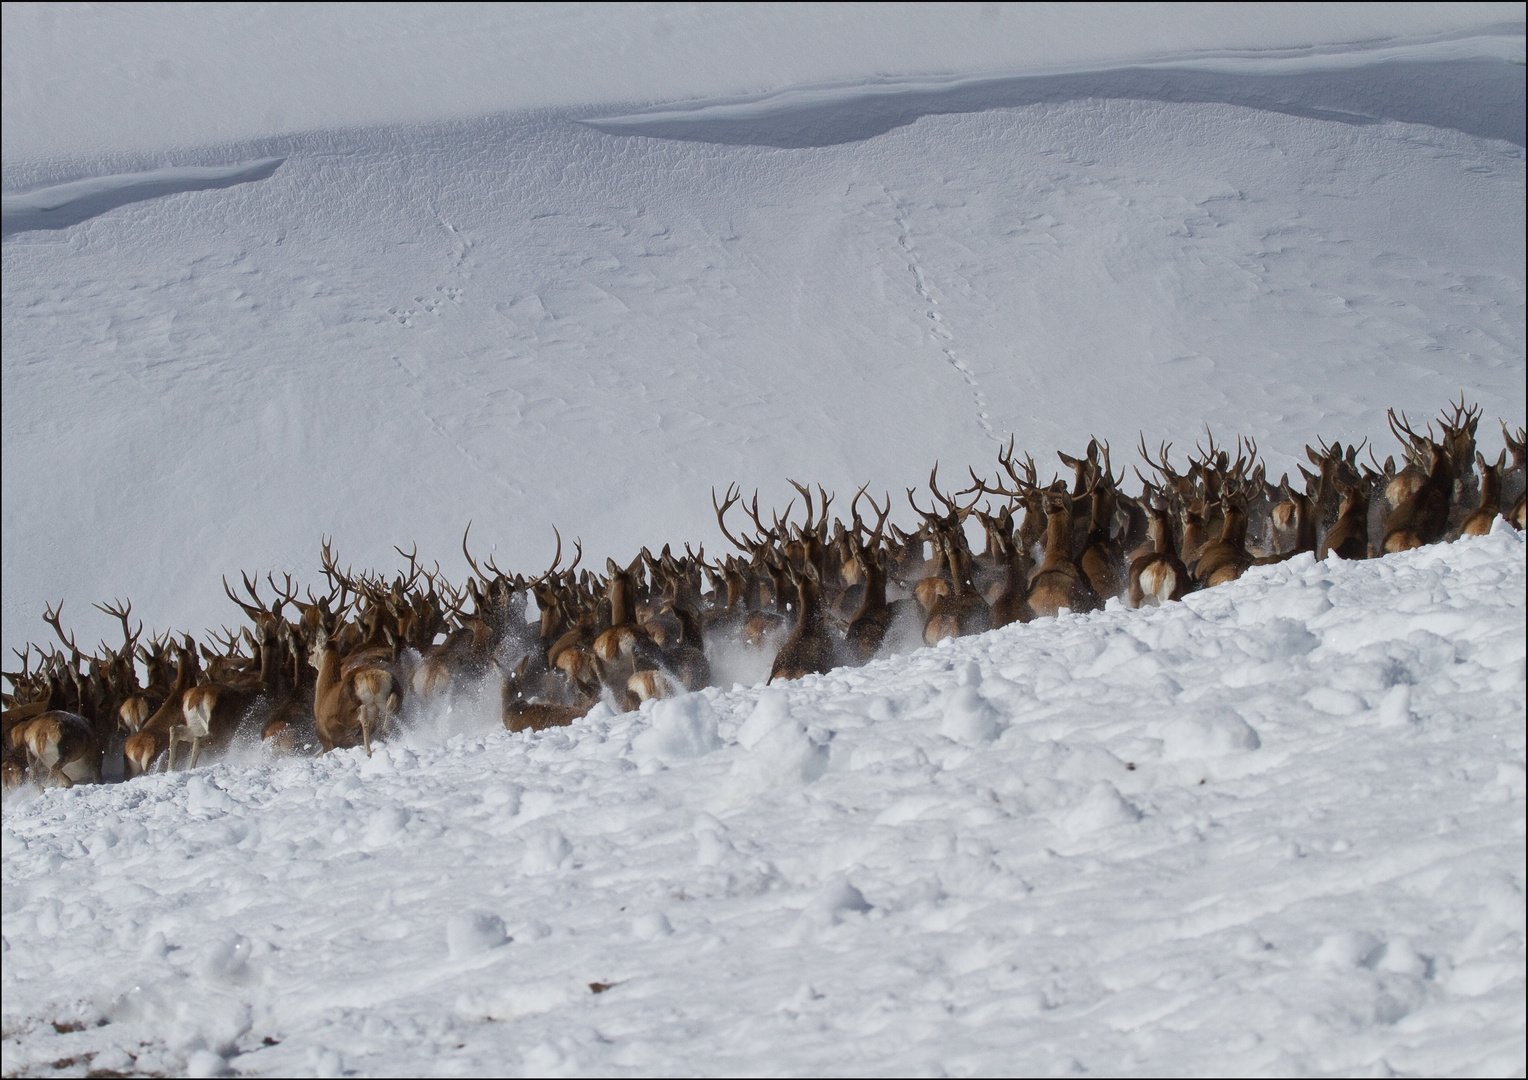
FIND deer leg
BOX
[51,764,74,789]
[360,713,373,757]
[166,728,179,771]
[188,737,202,770]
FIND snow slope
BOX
[3,31,1523,660]
[3,529,1523,1078]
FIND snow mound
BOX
[3,531,1523,1076]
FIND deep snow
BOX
[2,529,1524,1077]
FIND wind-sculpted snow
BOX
[586,33,1526,148]
[3,530,1522,1077]
[0,159,284,237]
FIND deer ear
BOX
[606,557,619,577]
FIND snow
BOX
[3,4,1520,159]
[3,6,1526,1075]
[3,27,1523,660]
[3,530,1523,1077]
[0,158,285,237]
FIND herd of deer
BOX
[4,400,1523,791]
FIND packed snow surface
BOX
[3,530,1524,1077]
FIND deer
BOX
[908,467,991,644]
[647,549,711,692]
[1498,421,1525,529]
[713,484,790,647]
[124,638,198,776]
[310,605,400,756]
[1265,472,1318,559]
[9,710,101,788]
[592,555,664,709]
[9,604,115,787]
[1456,450,1506,537]
[1382,410,1455,553]
[842,488,898,662]
[1194,485,1256,588]
[1128,486,1193,607]
[1077,444,1126,601]
[769,560,836,683]
[1026,487,1102,618]
[1317,475,1372,560]
[502,655,584,732]
[977,504,1033,629]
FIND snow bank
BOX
[3,531,1522,1076]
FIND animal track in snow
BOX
[389,286,464,326]
[894,205,998,444]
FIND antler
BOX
[712,484,756,553]
[41,601,81,662]
[93,598,141,657]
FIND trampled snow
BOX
[3,530,1523,1076]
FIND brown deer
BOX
[1026,489,1101,618]
[1128,488,1192,607]
[1457,450,1506,537]
[769,561,835,682]
[9,710,101,788]
[1266,473,1317,558]
[1499,421,1525,529]
[1318,477,1372,560]
[842,489,898,661]
[310,611,400,756]
[1194,487,1255,587]
[592,555,664,709]
[1077,446,1125,601]
[979,505,1033,629]
[502,656,584,732]
[1382,410,1454,553]
[124,639,198,776]
[908,468,990,644]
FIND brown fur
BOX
[11,711,101,788]
[1027,492,1101,618]
[770,562,835,682]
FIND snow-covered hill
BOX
[3,529,1523,1077]
[2,28,1523,659]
